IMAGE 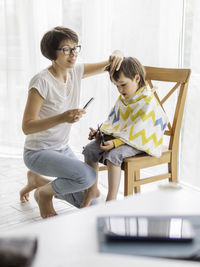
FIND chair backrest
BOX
[144,66,191,152]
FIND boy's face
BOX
[112,73,140,99]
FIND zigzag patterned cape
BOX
[101,86,168,157]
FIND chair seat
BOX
[99,149,172,171]
[123,150,171,169]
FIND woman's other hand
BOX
[109,50,124,75]
[62,109,86,123]
[100,140,114,151]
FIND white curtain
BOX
[0,0,184,156]
[69,0,114,154]
[180,0,200,189]
[0,0,62,156]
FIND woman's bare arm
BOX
[83,61,110,78]
[82,50,123,78]
[22,88,85,135]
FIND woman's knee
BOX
[79,164,96,188]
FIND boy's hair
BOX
[40,26,79,60]
[110,57,146,88]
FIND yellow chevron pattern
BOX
[131,109,156,124]
[101,86,168,157]
[101,124,120,132]
[121,124,128,131]
[129,128,163,147]
[120,106,133,121]
[140,93,154,104]
[120,93,154,106]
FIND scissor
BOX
[98,123,105,146]
[91,123,105,146]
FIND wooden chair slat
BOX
[145,66,191,83]
[161,82,181,104]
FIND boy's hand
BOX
[88,127,98,140]
[100,140,115,151]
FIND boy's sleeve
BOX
[112,138,125,148]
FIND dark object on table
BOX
[97,215,200,261]
[0,237,37,267]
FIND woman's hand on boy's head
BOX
[100,140,115,151]
[109,50,123,75]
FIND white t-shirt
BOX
[24,63,84,150]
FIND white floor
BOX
[0,157,77,232]
[0,156,168,232]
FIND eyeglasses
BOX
[56,45,81,56]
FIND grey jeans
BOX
[23,146,96,208]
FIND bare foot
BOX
[34,185,57,219]
[80,188,101,208]
[20,171,50,203]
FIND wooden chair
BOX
[99,66,191,196]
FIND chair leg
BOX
[124,163,134,196]
[168,156,178,183]
[134,170,141,193]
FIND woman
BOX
[19,26,123,218]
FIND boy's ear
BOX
[135,74,140,83]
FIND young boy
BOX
[81,57,168,207]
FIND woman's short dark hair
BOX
[110,57,146,88]
[40,26,79,60]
